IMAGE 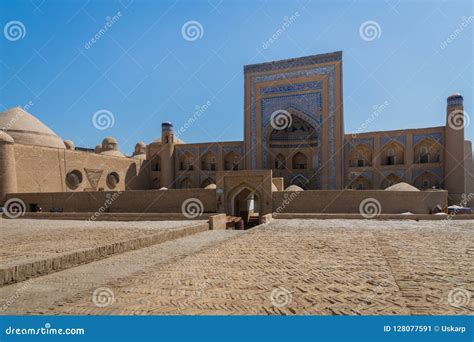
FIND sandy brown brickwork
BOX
[0,219,207,285]
[41,219,473,316]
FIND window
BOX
[357,159,365,167]
[423,179,430,189]
[387,156,396,165]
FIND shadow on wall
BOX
[125,161,150,190]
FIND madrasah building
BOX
[0,51,473,210]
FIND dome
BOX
[448,93,462,99]
[0,107,65,149]
[285,185,304,191]
[64,140,75,150]
[133,141,146,157]
[204,183,216,189]
[384,182,419,192]
[94,144,102,153]
[0,131,14,144]
[102,136,118,145]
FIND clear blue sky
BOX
[1,0,472,155]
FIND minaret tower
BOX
[159,122,175,189]
[444,93,466,204]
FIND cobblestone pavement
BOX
[0,229,241,314]
[3,219,474,315]
[0,219,204,267]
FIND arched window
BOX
[201,152,217,171]
[179,152,194,171]
[381,142,404,166]
[224,152,240,170]
[349,143,372,167]
[292,152,308,170]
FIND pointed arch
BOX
[349,143,373,167]
[381,141,404,165]
[292,152,308,170]
[224,151,241,170]
[201,151,217,171]
[414,171,440,189]
[349,175,373,190]
[414,137,441,164]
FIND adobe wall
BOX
[272,190,448,214]
[13,144,150,193]
[5,189,216,213]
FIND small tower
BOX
[0,132,18,204]
[444,93,465,204]
[160,122,175,188]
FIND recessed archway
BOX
[232,187,260,226]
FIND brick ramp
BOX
[0,223,208,286]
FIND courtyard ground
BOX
[0,219,472,315]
